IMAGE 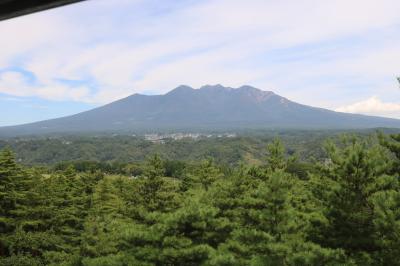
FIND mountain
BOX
[1,84,400,136]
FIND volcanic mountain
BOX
[1,84,400,136]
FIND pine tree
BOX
[140,154,166,211]
[0,149,20,234]
[313,136,399,264]
[194,158,222,191]
[157,198,219,265]
[266,139,287,172]
[0,149,61,265]
[138,154,179,213]
[379,132,400,174]
[80,176,127,262]
[222,169,344,265]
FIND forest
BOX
[1,131,400,265]
[1,129,393,166]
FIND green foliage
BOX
[311,136,400,264]
[0,130,349,167]
[1,132,400,265]
[138,154,180,212]
[193,159,223,191]
[266,138,287,171]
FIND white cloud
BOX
[336,96,400,118]
[0,0,400,106]
[0,71,91,102]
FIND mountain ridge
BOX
[1,84,400,136]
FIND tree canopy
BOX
[1,132,400,265]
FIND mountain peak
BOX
[199,84,232,91]
[166,85,194,95]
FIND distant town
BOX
[143,132,237,143]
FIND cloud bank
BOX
[336,96,400,118]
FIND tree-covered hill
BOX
[0,130,381,166]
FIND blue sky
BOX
[1,0,400,126]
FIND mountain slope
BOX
[1,85,400,136]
